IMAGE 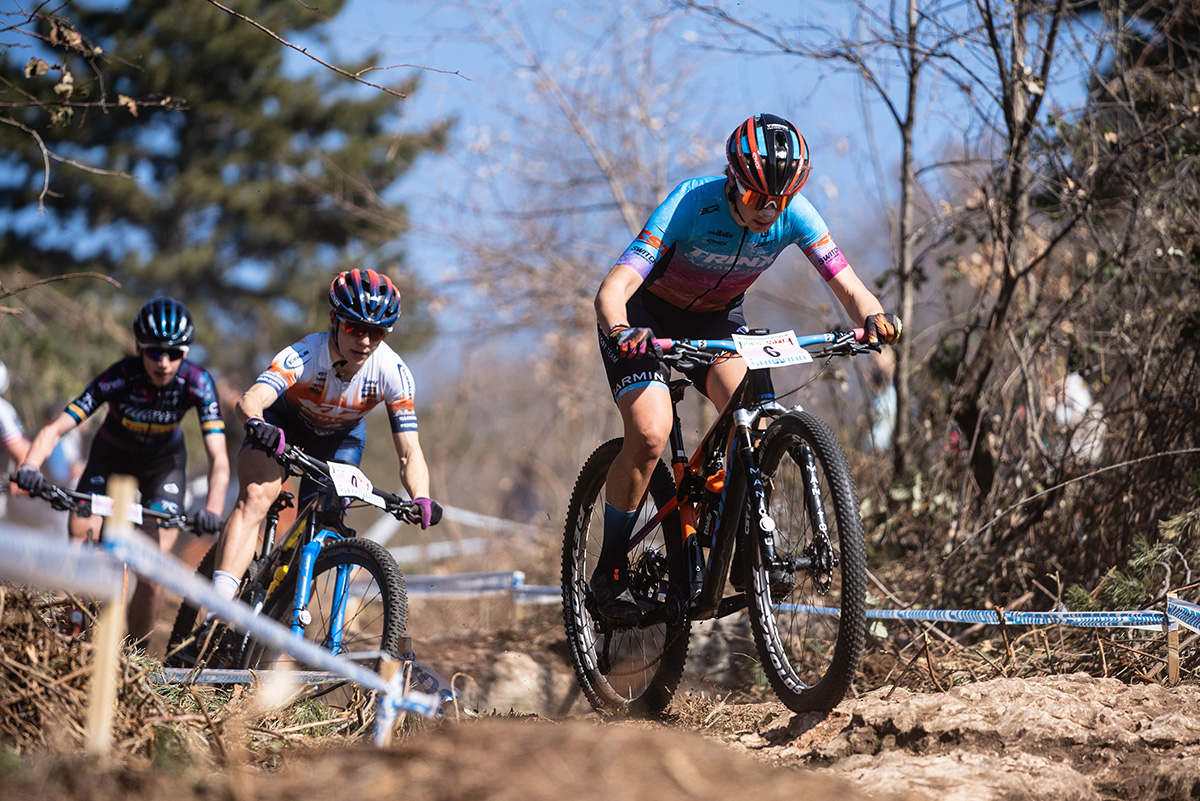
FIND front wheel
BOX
[244,537,408,674]
[745,411,866,712]
[561,438,691,717]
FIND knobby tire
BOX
[745,410,866,712]
[244,537,408,674]
[561,438,691,717]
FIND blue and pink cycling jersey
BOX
[65,357,225,451]
[614,176,849,312]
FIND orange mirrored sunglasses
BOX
[340,320,388,340]
[733,177,793,211]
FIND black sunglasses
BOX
[142,346,188,361]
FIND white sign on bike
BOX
[88,494,144,524]
[327,461,386,509]
[732,331,813,370]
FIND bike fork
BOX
[291,529,344,643]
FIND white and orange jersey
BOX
[254,332,418,436]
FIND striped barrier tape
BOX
[1168,596,1200,634]
[0,524,449,737]
[775,602,1175,631]
[383,570,560,606]
[394,569,1199,634]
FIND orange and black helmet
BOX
[725,113,810,197]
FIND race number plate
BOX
[327,461,386,509]
[732,331,813,370]
[88,494,144,524]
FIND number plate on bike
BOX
[88,494,144,524]
[733,331,813,370]
[327,461,386,508]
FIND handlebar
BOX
[651,328,880,368]
[268,442,424,525]
[10,476,194,531]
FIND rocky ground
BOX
[407,617,1200,801]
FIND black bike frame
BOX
[625,365,790,622]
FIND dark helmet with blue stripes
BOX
[133,297,195,347]
[328,269,401,331]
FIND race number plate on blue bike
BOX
[732,331,813,370]
[327,462,386,509]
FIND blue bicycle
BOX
[167,442,418,673]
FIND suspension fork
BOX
[798,443,832,539]
[290,526,345,639]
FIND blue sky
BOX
[308,0,906,385]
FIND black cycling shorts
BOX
[600,288,747,403]
[76,434,188,517]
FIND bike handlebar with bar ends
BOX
[10,475,195,530]
[268,442,424,525]
[651,328,870,354]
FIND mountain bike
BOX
[562,328,876,716]
[166,442,419,674]
[13,477,198,634]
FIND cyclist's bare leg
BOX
[704,355,748,413]
[213,446,285,580]
[126,522,179,644]
[591,385,674,618]
[67,510,99,545]
[604,384,674,512]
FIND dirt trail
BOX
[4,594,1199,801]
[7,673,1198,801]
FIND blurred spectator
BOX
[0,360,32,517]
[1045,371,1106,463]
[866,349,897,453]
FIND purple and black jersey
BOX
[65,357,225,452]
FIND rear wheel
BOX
[244,537,408,674]
[745,411,866,712]
[561,438,691,717]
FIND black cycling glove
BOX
[245,418,284,456]
[15,465,45,495]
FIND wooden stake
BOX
[1168,626,1180,686]
[85,474,133,760]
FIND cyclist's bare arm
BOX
[201,430,230,517]
[3,434,30,467]
[392,430,431,500]
[595,263,646,332]
[826,265,885,327]
[234,382,280,425]
[21,411,79,471]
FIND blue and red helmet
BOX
[329,269,401,331]
[133,297,194,347]
[726,113,810,197]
